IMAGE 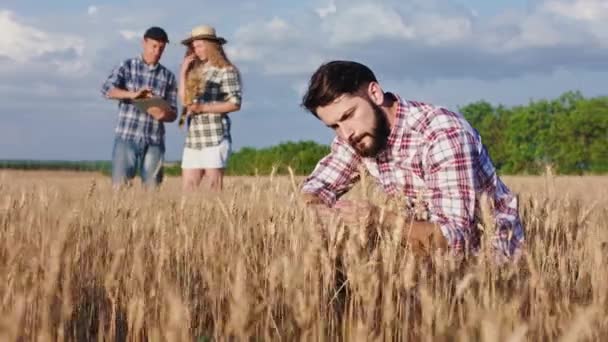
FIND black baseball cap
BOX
[143,26,169,43]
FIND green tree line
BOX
[0,160,112,173]
[460,91,607,174]
[0,140,330,177]
[2,91,606,175]
[225,140,329,175]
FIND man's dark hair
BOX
[144,26,169,43]
[301,60,378,117]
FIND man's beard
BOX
[356,100,391,157]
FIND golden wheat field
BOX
[0,170,607,341]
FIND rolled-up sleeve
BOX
[493,178,525,258]
[101,62,126,98]
[423,128,479,252]
[301,138,362,207]
[221,67,242,106]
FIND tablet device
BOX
[132,97,171,112]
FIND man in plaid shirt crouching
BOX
[300,61,524,262]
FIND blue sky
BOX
[1,0,607,160]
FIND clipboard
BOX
[132,97,172,112]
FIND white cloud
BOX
[229,17,303,64]
[410,13,472,45]
[234,17,298,44]
[541,0,608,44]
[322,3,415,45]
[0,10,85,65]
[316,0,337,18]
[484,0,608,50]
[226,45,261,63]
[500,14,566,50]
[263,54,326,76]
[87,5,98,16]
[226,0,608,80]
[119,29,141,41]
[542,0,608,21]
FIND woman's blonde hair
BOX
[201,40,233,68]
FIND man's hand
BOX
[300,193,326,205]
[147,106,176,122]
[301,195,379,227]
[333,199,379,226]
[300,194,448,257]
[131,88,152,100]
[403,221,449,257]
[105,87,152,101]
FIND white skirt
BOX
[181,139,231,169]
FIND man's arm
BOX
[326,200,448,256]
[101,62,152,101]
[152,73,179,122]
[106,88,151,100]
[387,212,449,255]
[300,138,362,207]
[147,104,176,122]
[492,178,525,260]
[423,128,479,253]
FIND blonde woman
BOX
[179,25,242,191]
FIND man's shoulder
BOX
[405,100,457,120]
[327,137,363,162]
[404,100,472,136]
[404,99,437,113]
[109,57,140,74]
[401,99,441,126]
[119,57,140,67]
[156,63,176,78]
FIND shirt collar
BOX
[138,55,159,70]
[384,92,406,150]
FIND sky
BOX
[0,0,607,160]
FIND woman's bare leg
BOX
[182,168,205,191]
[204,168,224,192]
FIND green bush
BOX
[459,91,608,175]
[225,140,330,176]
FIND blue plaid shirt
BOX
[101,56,178,145]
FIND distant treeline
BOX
[0,160,112,173]
[459,91,607,174]
[0,141,329,176]
[226,140,329,175]
[1,91,606,175]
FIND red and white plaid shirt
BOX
[302,94,524,260]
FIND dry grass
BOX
[0,170,607,341]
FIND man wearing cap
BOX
[101,26,178,187]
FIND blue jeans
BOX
[112,137,165,186]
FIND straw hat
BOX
[181,25,227,45]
